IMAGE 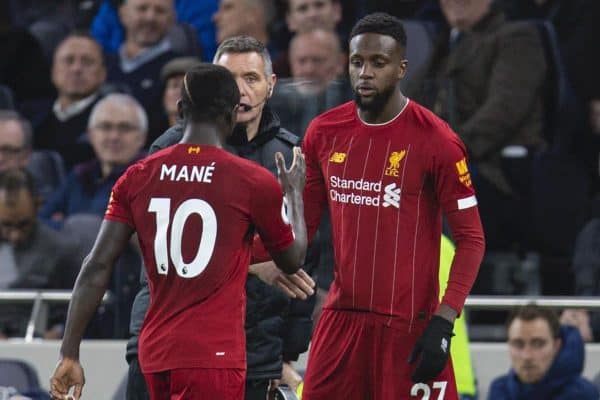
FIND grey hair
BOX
[88,93,148,134]
[213,35,273,78]
[0,110,33,150]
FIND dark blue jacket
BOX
[488,326,600,400]
[39,156,143,230]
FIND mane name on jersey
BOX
[160,163,216,183]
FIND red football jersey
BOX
[302,100,479,331]
[105,144,294,373]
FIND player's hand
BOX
[275,147,306,195]
[280,361,303,393]
[408,315,454,383]
[561,309,594,342]
[250,261,315,299]
[268,362,303,399]
[50,357,85,400]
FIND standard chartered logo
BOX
[329,176,401,209]
[382,183,401,208]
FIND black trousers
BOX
[245,379,270,400]
[126,356,150,400]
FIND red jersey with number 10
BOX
[105,144,294,373]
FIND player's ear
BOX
[398,59,408,80]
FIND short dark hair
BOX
[213,35,273,77]
[55,30,105,66]
[507,304,561,339]
[0,110,33,150]
[180,63,240,124]
[0,168,38,203]
[349,12,407,48]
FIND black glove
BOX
[408,315,454,383]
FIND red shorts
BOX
[144,368,245,400]
[302,309,458,400]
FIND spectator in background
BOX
[406,0,546,253]
[0,111,31,172]
[39,93,146,229]
[213,0,276,54]
[285,0,341,33]
[92,0,218,61]
[489,304,599,399]
[0,168,76,339]
[288,28,344,95]
[0,110,67,203]
[105,0,186,142]
[33,32,106,170]
[271,28,350,136]
[159,56,201,129]
[273,0,342,77]
[560,218,600,342]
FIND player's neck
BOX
[181,122,224,148]
[358,91,407,125]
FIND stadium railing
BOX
[0,290,112,342]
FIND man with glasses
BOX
[39,93,146,229]
[38,93,147,339]
[0,110,31,173]
[0,168,77,339]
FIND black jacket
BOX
[126,107,317,380]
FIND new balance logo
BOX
[382,183,400,208]
[329,152,347,163]
[441,338,448,353]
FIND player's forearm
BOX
[272,190,307,274]
[60,257,113,360]
[286,189,308,271]
[442,207,485,314]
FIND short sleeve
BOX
[432,129,478,214]
[104,168,134,228]
[249,169,294,254]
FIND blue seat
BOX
[0,359,41,393]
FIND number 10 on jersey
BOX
[148,197,217,278]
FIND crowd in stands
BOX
[1,0,600,397]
